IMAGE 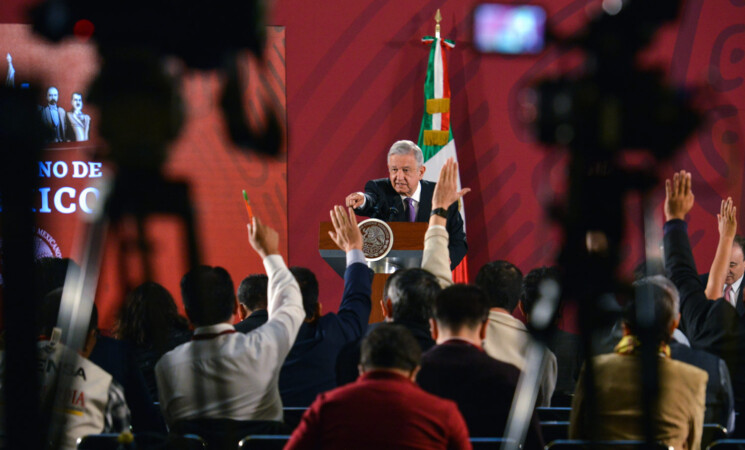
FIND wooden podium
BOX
[319,221,428,323]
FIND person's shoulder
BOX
[664,357,708,381]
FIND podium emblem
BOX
[359,219,394,261]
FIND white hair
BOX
[387,140,423,167]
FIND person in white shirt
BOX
[155,216,305,426]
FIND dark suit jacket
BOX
[700,272,745,316]
[354,178,467,269]
[89,336,166,433]
[235,309,268,333]
[417,340,544,449]
[279,262,372,406]
[664,219,745,411]
[670,342,735,429]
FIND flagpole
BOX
[435,9,441,39]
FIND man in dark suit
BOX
[417,284,544,448]
[279,206,373,407]
[700,235,745,315]
[234,274,269,333]
[663,170,745,416]
[345,140,466,269]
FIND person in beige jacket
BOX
[569,275,707,449]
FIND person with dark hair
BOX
[235,274,269,333]
[155,216,305,427]
[279,206,372,407]
[520,266,581,400]
[2,289,131,449]
[114,281,191,400]
[476,260,557,406]
[286,324,470,449]
[39,86,66,142]
[569,274,707,448]
[417,284,544,448]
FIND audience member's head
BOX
[521,266,560,318]
[290,267,320,322]
[360,324,421,378]
[626,275,680,344]
[475,260,523,312]
[432,284,489,340]
[38,287,99,357]
[237,274,269,314]
[727,235,745,285]
[116,281,188,350]
[33,257,79,303]
[383,268,440,323]
[181,265,236,327]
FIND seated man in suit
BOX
[476,260,557,406]
[345,140,466,269]
[520,267,582,402]
[234,274,269,333]
[663,170,745,420]
[569,275,707,448]
[286,324,470,450]
[700,198,744,310]
[155,216,305,428]
[417,283,544,448]
[279,206,373,407]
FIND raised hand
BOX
[432,158,470,211]
[717,197,737,240]
[664,170,695,221]
[328,205,363,252]
[247,216,279,259]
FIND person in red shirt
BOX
[286,323,471,450]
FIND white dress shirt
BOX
[155,254,304,425]
[723,274,744,308]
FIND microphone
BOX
[388,207,399,222]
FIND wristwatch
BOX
[430,207,448,219]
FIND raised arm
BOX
[422,158,470,286]
[705,197,737,300]
[328,205,372,340]
[247,216,305,354]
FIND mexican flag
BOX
[417,34,468,282]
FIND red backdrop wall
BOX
[1,0,744,326]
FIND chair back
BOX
[541,421,570,444]
[546,439,671,450]
[702,424,728,448]
[706,439,745,450]
[470,437,519,449]
[77,432,206,449]
[173,418,291,449]
[238,434,291,450]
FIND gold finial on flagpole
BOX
[435,9,442,39]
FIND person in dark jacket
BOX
[115,281,191,401]
[279,206,373,407]
[234,274,269,333]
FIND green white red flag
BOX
[417,34,468,281]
